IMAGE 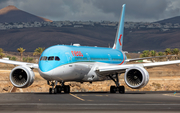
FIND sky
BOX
[0,0,180,22]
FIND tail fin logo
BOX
[118,34,122,46]
[112,4,126,50]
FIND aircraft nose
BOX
[39,61,53,72]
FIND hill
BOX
[0,27,116,51]
[0,27,180,52]
[123,28,180,52]
[0,5,52,23]
[155,16,180,24]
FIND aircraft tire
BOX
[54,88,57,94]
[64,85,70,93]
[49,88,52,94]
[56,86,62,93]
[119,86,125,94]
[110,86,116,93]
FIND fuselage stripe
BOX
[119,53,125,65]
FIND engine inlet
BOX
[126,69,143,86]
[11,69,27,85]
[124,66,149,89]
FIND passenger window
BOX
[55,56,60,61]
[48,56,54,61]
[43,56,47,60]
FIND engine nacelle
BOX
[10,66,35,88]
[124,66,149,89]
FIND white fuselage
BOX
[38,62,115,82]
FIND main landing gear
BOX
[48,81,70,94]
[108,73,125,94]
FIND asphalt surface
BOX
[0,91,180,113]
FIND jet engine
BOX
[10,66,35,88]
[124,66,149,89]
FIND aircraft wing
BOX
[97,60,180,75]
[125,55,175,62]
[0,59,38,69]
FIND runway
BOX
[0,91,180,112]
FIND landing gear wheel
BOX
[109,73,125,94]
[119,86,125,94]
[110,86,116,93]
[49,88,52,94]
[64,85,70,93]
[54,88,57,94]
[56,85,62,93]
[48,81,70,94]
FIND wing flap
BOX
[97,64,135,75]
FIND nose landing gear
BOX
[48,81,70,94]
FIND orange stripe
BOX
[119,60,124,65]
[119,53,125,65]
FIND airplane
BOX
[0,4,180,94]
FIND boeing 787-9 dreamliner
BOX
[0,4,180,94]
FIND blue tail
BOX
[113,4,126,51]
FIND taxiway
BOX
[0,91,179,112]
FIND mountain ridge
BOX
[0,5,52,23]
[0,27,180,52]
[155,16,180,24]
[0,5,180,52]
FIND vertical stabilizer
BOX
[113,4,126,51]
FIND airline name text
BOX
[71,51,83,57]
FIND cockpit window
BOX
[40,56,60,61]
[48,56,54,61]
[40,57,43,61]
[43,56,47,60]
[55,56,60,61]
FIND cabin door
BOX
[86,53,90,61]
[108,54,112,63]
[65,52,72,63]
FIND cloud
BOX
[165,0,180,17]
[0,0,180,22]
[92,0,170,22]
[13,0,118,21]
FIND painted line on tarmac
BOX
[69,93,85,101]
[0,103,179,106]
[163,94,180,98]
[81,95,108,97]
[119,100,163,104]
[95,95,108,97]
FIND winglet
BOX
[113,4,126,51]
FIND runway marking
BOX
[81,95,108,97]
[69,93,85,101]
[81,95,89,96]
[95,95,103,97]
[119,101,163,104]
[95,95,108,97]
[0,103,180,106]
[163,94,180,98]
[119,101,145,103]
